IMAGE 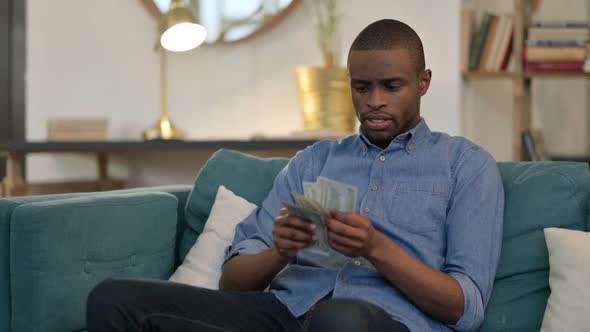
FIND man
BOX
[87,19,504,332]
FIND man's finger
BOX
[328,231,362,249]
[277,215,316,233]
[274,226,316,243]
[326,217,365,240]
[328,241,353,257]
[279,207,289,217]
[275,238,311,250]
[328,209,364,227]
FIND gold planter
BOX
[295,66,356,133]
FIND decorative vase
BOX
[295,66,355,133]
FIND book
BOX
[531,21,590,29]
[487,15,512,72]
[460,8,475,72]
[496,16,514,71]
[528,27,589,41]
[525,61,584,72]
[469,13,494,71]
[479,15,500,71]
[523,46,586,62]
[47,119,108,141]
[526,40,587,47]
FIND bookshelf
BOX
[461,0,588,160]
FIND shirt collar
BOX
[358,118,431,153]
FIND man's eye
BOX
[386,85,400,91]
[354,86,368,93]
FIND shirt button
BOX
[407,144,413,151]
[363,207,370,213]
[371,185,378,191]
[379,156,386,162]
[353,260,361,266]
[338,274,344,280]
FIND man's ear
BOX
[419,69,432,97]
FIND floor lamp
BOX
[144,0,207,140]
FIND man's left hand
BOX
[325,209,382,258]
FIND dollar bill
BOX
[303,181,321,203]
[317,177,357,213]
[282,201,330,254]
[281,178,358,256]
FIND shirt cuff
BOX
[221,239,269,269]
[447,271,485,332]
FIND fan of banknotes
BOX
[282,177,357,255]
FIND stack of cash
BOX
[283,177,357,255]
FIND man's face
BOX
[348,49,431,149]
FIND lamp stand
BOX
[143,45,185,140]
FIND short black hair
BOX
[348,19,425,75]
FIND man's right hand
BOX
[272,208,317,258]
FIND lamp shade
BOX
[160,0,206,52]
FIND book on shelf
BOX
[530,21,590,29]
[464,11,513,73]
[468,12,494,71]
[525,60,585,72]
[523,46,587,62]
[525,40,587,47]
[460,8,475,73]
[528,27,590,41]
[47,119,108,141]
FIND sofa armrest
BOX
[9,192,178,332]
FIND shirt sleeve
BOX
[444,147,504,332]
[222,146,316,268]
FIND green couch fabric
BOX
[479,162,590,331]
[0,185,190,332]
[184,149,289,235]
[10,192,177,332]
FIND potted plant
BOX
[295,0,355,135]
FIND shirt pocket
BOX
[387,180,450,233]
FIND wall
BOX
[462,0,590,161]
[26,0,461,186]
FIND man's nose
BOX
[367,88,386,110]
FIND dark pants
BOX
[86,278,410,332]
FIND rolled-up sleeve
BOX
[222,146,316,268]
[444,147,504,331]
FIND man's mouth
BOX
[363,115,393,131]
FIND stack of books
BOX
[524,22,589,72]
[462,10,514,73]
[47,119,109,141]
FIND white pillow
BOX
[540,227,590,332]
[169,185,257,289]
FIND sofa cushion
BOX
[170,186,257,289]
[9,192,178,332]
[0,185,190,332]
[183,149,289,241]
[540,227,590,331]
[479,162,590,331]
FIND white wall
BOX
[26,0,461,186]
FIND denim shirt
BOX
[223,120,504,332]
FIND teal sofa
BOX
[1,149,589,331]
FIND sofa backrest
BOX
[0,185,190,332]
[181,149,289,261]
[479,161,590,331]
[185,151,590,331]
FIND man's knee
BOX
[305,298,405,332]
[86,278,137,329]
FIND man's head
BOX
[347,19,431,149]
